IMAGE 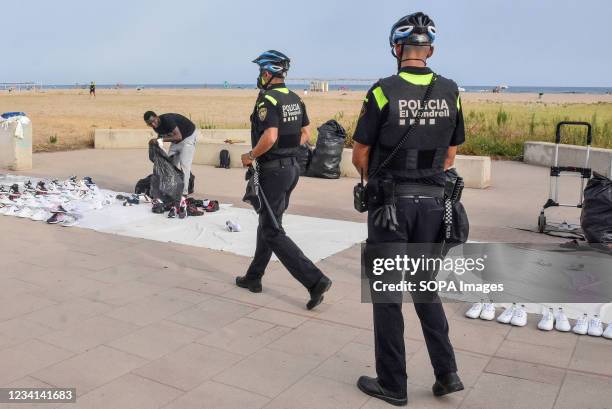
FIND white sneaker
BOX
[30,209,48,221]
[510,305,528,327]
[538,308,555,331]
[60,214,79,227]
[603,323,612,339]
[480,303,496,321]
[555,308,571,332]
[5,206,21,217]
[497,303,516,324]
[465,300,484,319]
[226,220,242,232]
[16,207,34,218]
[0,195,12,205]
[573,313,589,335]
[587,315,604,337]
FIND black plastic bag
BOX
[296,144,313,175]
[188,173,195,195]
[135,174,152,196]
[148,144,184,205]
[307,120,346,179]
[581,172,612,244]
[138,172,193,196]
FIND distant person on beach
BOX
[144,111,198,196]
[89,81,96,97]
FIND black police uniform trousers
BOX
[245,159,324,289]
[368,196,457,396]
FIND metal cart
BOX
[538,121,593,234]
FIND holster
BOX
[441,169,469,253]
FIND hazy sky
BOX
[2,0,611,86]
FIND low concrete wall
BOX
[338,150,490,188]
[194,144,491,189]
[524,141,612,177]
[94,129,157,149]
[193,141,250,169]
[95,128,492,188]
[95,128,250,149]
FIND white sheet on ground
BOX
[79,202,367,262]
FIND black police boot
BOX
[306,276,332,310]
[235,276,262,293]
[432,372,464,397]
[356,376,407,407]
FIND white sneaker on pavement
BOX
[538,307,555,331]
[465,300,484,319]
[497,303,516,324]
[573,313,589,335]
[480,303,496,321]
[603,323,612,340]
[510,305,528,327]
[554,308,571,332]
[587,315,604,337]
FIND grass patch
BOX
[331,102,612,158]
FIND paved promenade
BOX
[0,151,609,408]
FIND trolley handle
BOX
[555,121,592,145]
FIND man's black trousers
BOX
[245,159,323,289]
[367,196,458,396]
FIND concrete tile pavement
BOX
[0,152,610,408]
[1,216,610,408]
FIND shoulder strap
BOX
[369,73,438,179]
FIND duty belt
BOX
[394,183,444,198]
[259,157,298,171]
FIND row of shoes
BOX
[465,301,612,338]
[151,197,219,219]
[0,177,114,227]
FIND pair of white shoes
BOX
[568,313,611,338]
[465,301,528,326]
[536,308,611,338]
[536,307,572,332]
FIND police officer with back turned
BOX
[352,13,465,406]
[236,50,332,310]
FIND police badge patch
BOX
[258,107,268,121]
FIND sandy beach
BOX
[1,88,611,151]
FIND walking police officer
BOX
[236,50,332,310]
[352,13,465,406]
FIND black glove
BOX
[372,204,399,232]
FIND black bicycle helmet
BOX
[389,12,436,47]
[252,50,291,76]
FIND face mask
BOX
[258,71,272,90]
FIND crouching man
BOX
[144,111,197,196]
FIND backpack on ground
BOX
[218,149,231,169]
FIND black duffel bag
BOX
[581,172,612,245]
[307,120,346,179]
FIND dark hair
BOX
[143,111,157,121]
